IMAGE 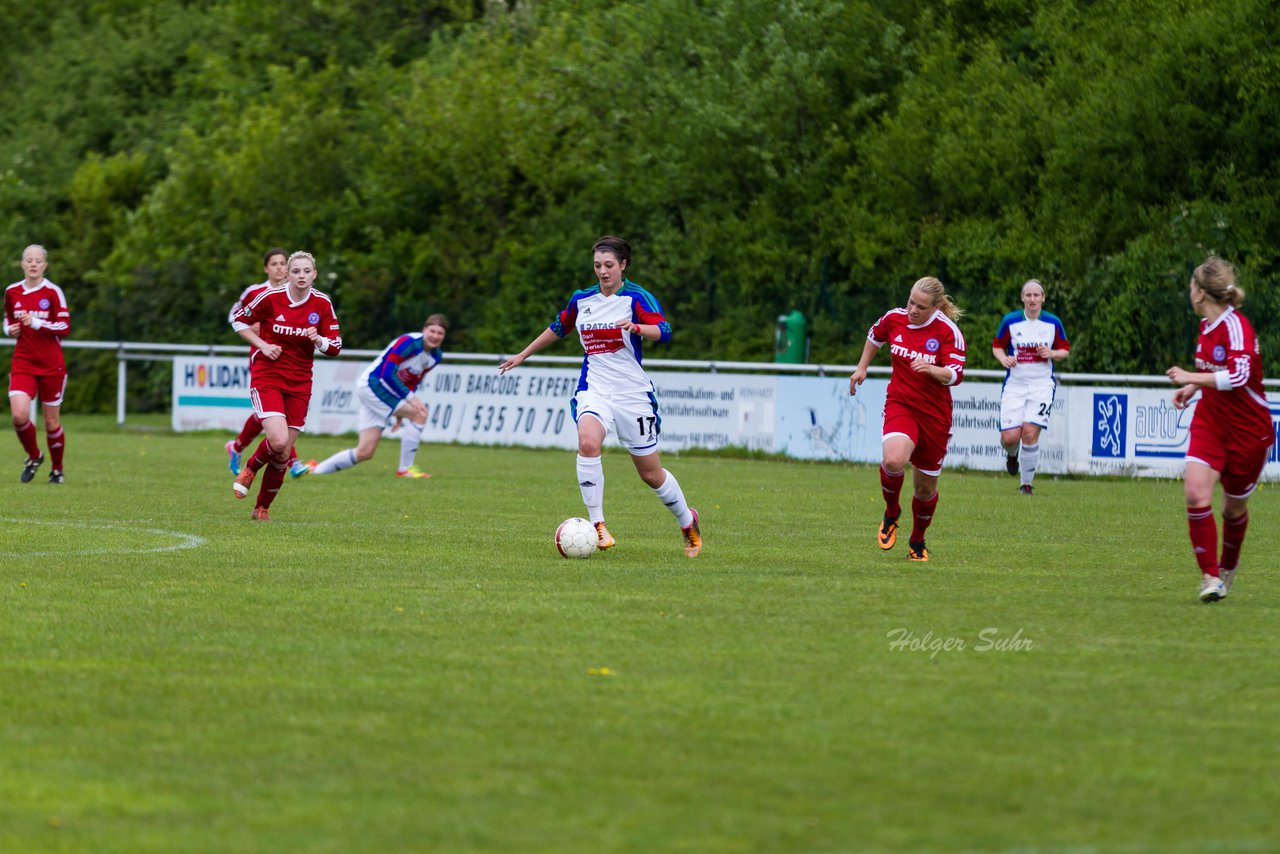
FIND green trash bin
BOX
[775,310,807,363]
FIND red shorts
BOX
[1186,428,1273,498]
[8,373,67,406]
[250,385,312,432]
[882,400,952,475]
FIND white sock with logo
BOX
[1020,442,1040,486]
[576,454,604,523]
[313,448,358,475]
[652,469,693,528]
[399,421,424,471]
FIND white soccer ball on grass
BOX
[555,517,598,559]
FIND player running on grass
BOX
[224,247,310,479]
[1167,257,1274,603]
[230,251,341,521]
[992,278,1070,495]
[850,276,966,562]
[306,314,448,479]
[499,235,701,558]
[5,244,71,484]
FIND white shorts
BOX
[1000,381,1056,431]
[572,388,660,456]
[356,383,403,432]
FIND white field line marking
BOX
[0,517,207,556]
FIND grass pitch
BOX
[2,416,1278,853]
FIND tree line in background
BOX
[2,0,1277,411]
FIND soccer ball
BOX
[555,517,598,559]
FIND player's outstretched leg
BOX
[310,448,358,476]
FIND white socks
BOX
[576,454,604,523]
[312,448,358,475]
[399,421,424,471]
[652,469,694,528]
[1020,442,1039,487]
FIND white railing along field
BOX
[2,338,1277,425]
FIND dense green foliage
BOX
[3,0,1278,411]
[2,417,1279,851]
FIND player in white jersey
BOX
[499,235,701,557]
[991,279,1070,494]
[307,315,448,479]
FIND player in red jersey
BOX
[4,245,71,484]
[1166,257,1274,603]
[224,247,309,479]
[849,277,967,562]
[230,251,342,520]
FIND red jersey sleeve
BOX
[317,302,342,356]
[942,323,966,386]
[867,310,897,347]
[46,287,71,337]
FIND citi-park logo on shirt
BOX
[272,323,313,337]
[888,343,938,364]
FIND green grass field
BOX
[2,416,1278,853]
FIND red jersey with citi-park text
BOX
[1190,306,1273,451]
[5,278,71,376]
[239,286,342,390]
[868,308,967,426]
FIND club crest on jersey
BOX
[925,338,940,353]
[308,311,321,325]
[39,298,50,309]
[1212,344,1227,361]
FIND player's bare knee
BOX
[883,454,909,471]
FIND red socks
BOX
[880,465,904,519]
[256,460,287,510]
[910,491,939,544]
[245,439,274,473]
[46,426,65,469]
[1220,512,1249,572]
[1186,505,1219,576]
[15,419,40,459]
